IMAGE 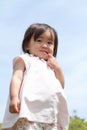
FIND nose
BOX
[42,42,48,47]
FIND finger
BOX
[17,103,20,113]
[48,54,53,59]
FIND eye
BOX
[36,38,42,43]
[47,41,54,45]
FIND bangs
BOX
[33,28,54,42]
[33,28,45,41]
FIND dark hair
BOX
[22,23,58,57]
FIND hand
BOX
[9,96,20,113]
[47,54,65,88]
[47,54,60,70]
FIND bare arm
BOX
[47,54,65,88]
[9,58,25,113]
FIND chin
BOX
[39,56,48,61]
[43,57,48,61]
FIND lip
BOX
[40,50,48,54]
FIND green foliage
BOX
[0,123,2,130]
[68,116,87,130]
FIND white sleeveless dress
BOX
[2,54,69,130]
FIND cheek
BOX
[50,46,54,55]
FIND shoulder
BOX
[12,53,30,70]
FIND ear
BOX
[25,44,30,54]
[24,42,29,51]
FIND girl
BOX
[2,23,69,130]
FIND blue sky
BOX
[0,0,87,122]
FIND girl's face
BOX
[26,30,55,60]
